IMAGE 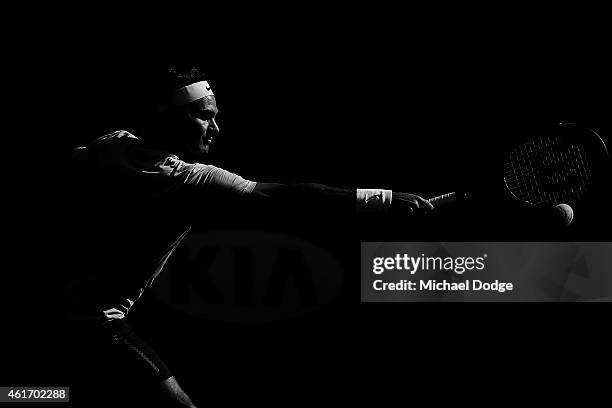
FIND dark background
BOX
[7,7,612,407]
[41,15,611,241]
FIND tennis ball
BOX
[553,203,574,227]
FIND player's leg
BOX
[106,320,197,407]
[160,376,198,408]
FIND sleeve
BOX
[168,158,257,195]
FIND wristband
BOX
[356,188,393,213]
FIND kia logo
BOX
[151,229,344,323]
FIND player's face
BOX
[174,96,220,156]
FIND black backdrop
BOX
[43,20,611,240]
[7,8,612,406]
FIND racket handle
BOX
[428,191,470,209]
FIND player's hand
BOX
[391,192,434,216]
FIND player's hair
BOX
[152,65,208,105]
[127,64,208,123]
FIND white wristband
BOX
[356,188,393,213]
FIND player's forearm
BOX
[251,182,433,216]
[251,182,355,214]
[252,182,354,201]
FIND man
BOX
[67,66,433,407]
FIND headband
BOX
[171,80,214,106]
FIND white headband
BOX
[170,80,214,106]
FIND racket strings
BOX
[503,135,592,206]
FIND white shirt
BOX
[66,130,256,324]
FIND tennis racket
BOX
[502,122,608,208]
[427,123,609,210]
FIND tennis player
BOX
[67,66,433,407]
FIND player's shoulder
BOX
[91,130,141,146]
[71,130,141,163]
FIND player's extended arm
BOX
[170,161,432,217]
[251,182,433,216]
